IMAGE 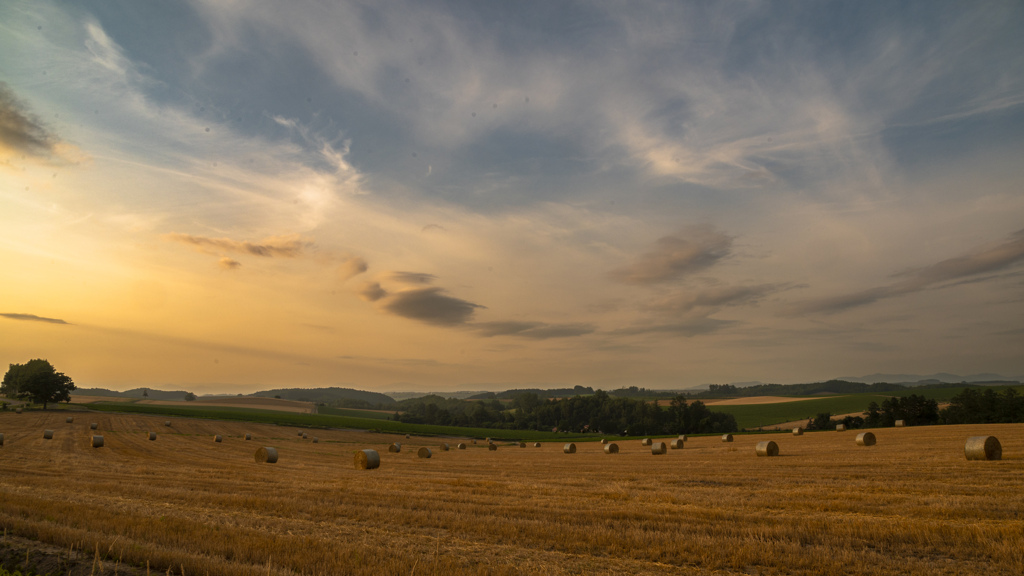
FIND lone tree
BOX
[1,359,76,409]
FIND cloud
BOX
[338,256,368,281]
[358,282,388,302]
[219,257,241,270]
[796,228,1024,314]
[0,82,84,165]
[381,287,484,326]
[609,317,734,338]
[472,321,595,339]
[422,224,447,233]
[0,313,70,325]
[165,233,309,258]
[646,283,790,315]
[386,272,437,285]
[610,225,733,285]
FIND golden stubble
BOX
[0,411,1021,575]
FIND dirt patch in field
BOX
[0,532,149,575]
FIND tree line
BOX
[802,388,1024,430]
[394,390,738,435]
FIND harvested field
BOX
[0,411,1022,575]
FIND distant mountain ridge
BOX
[251,387,395,406]
[837,373,1021,384]
[75,387,193,401]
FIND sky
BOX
[2,1,1023,394]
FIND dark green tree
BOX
[1,359,76,409]
[184,392,197,401]
[809,412,833,430]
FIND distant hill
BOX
[250,387,395,406]
[693,380,907,398]
[492,386,595,400]
[75,387,193,401]
[838,373,1021,385]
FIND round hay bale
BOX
[457,443,467,449]
[148,432,156,441]
[678,435,687,441]
[91,435,104,448]
[405,434,411,439]
[836,424,846,432]
[641,438,652,446]
[601,438,608,444]
[15,408,22,414]
[66,417,73,424]
[856,432,877,446]
[755,440,779,457]
[603,443,619,454]
[895,420,905,428]
[298,431,304,437]
[355,449,380,470]
[721,434,733,442]
[417,447,432,459]
[488,443,497,451]
[255,446,278,464]
[472,439,477,444]
[563,443,576,454]
[89,423,98,430]
[792,427,803,436]
[670,439,684,450]
[214,435,222,443]
[533,442,541,447]
[651,441,667,455]
[244,433,252,440]
[965,436,1001,461]
[43,430,53,440]
[518,442,526,448]
[302,433,308,439]
[440,443,450,451]
[164,421,171,427]
[389,443,401,453]
[312,437,319,443]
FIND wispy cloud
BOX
[645,283,792,316]
[0,313,70,325]
[472,321,595,340]
[165,233,310,258]
[218,257,241,270]
[386,272,437,285]
[610,225,733,285]
[0,82,84,165]
[609,317,733,338]
[796,228,1024,314]
[338,256,368,281]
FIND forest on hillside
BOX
[395,391,738,435]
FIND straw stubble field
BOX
[0,411,1022,575]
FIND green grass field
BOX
[316,406,395,420]
[79,402,589,442]
[712,395,890,429]
[712,385,1024,429]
